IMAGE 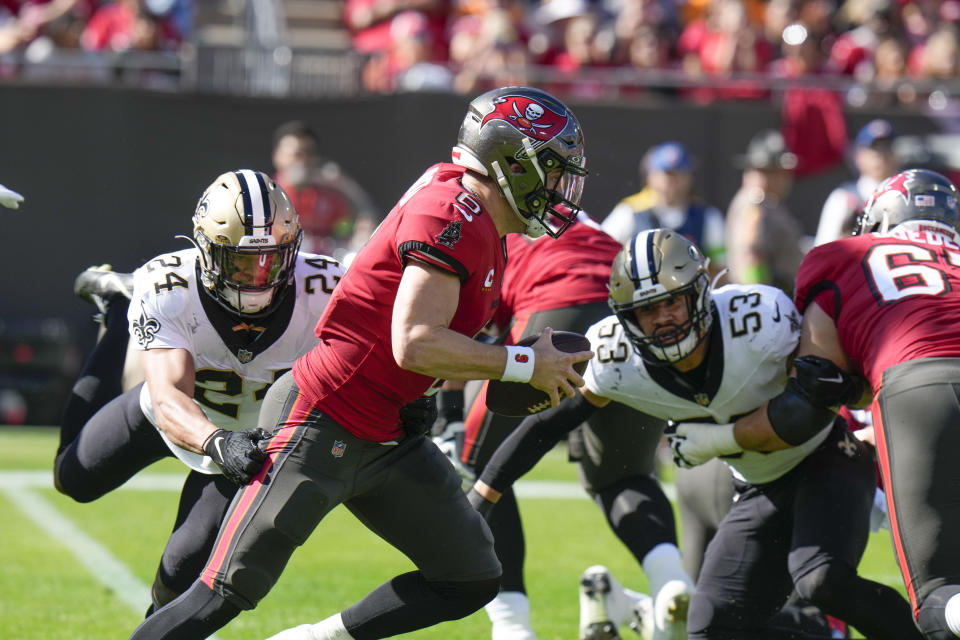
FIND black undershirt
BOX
[195,262,297,363]
[645,306,725,408]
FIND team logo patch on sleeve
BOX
[132,304,161,347]
[436,221,463,248]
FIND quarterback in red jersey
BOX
[129,86,594,640]
[706,169,960,639]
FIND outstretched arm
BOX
[670,302,868,467]
[392,262,593,406]
[469,389,608,513]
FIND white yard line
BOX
[2,486,154,613]
[1,474,223,640]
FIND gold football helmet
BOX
[608,229,713,364]
[192,170,302,316]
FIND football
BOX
[485,330,592,417]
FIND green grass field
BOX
[0,427,905,640]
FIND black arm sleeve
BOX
[478,391,598,493]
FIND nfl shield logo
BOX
[237,348,254,364]
[694,393,710,406]
[331,440,346,458]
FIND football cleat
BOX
[74,264,134,318]
[628,593,655,640]
[652,579,692,640]
[580,566,621,640]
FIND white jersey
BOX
[584,283,830,484]
[127,248,341,474]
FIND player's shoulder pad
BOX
[131,248,198,320]
[585,314,625,349]
[294,251,343,313]
[714,282,801,344]
[583,314,635,393]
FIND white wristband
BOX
[501,346,535,383]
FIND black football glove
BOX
[203,428,270,486]
[430,388,465,437]
[793,355,866,407]
[399,396,438,437]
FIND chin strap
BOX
[490,161,545,237]
[177,233,217,291]
[709,265,728,290]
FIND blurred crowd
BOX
[2,0,958,107]
[0,0,187,60]
[351,0,960,106]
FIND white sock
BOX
[485,591,536,640]
[265,624,316,640]
[945,593,960,636]
[318,613,356,640]
[641,543,693,596]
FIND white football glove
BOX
[668,422,742,468]
[431,420,476,490]
[0,184,24,209]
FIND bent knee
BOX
[793,562,851,609]
[430,576,501,619]
[53,455,100,503]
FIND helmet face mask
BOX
[193,170,302,317]
[608,229,713,365]
[856,168,960,236]
[452,86,587,238]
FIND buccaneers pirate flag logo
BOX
[481,96,568,143]
[872,172,911,207]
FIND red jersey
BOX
[294,163,506,441]
[794,221,960,390]
[492,219,620,331]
